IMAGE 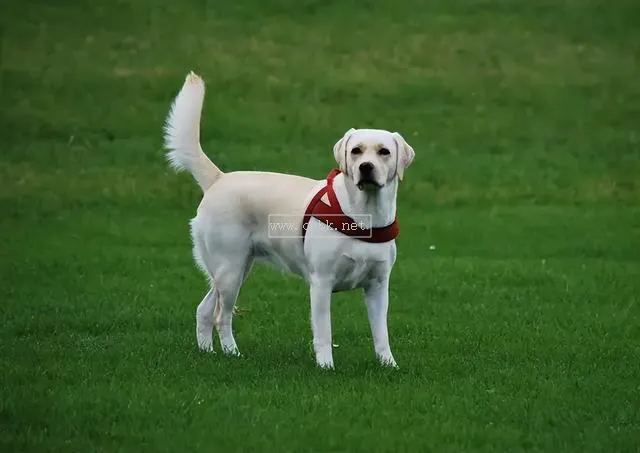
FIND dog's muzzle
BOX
[356,162,382,190]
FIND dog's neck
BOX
[332,173,398,228]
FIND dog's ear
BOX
[333,128,356,174]
[392,132,415,182]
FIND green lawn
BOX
[2,1,640,451]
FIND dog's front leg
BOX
[309,277,334,369]
[364,277,398,368]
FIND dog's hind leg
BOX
[192,221,219,352]
[196,287,217,352]
[192,215,253,356]
[212,258,251,356]
[230,258,254,316]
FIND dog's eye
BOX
[351,147,362,155]
[379,148,390,156]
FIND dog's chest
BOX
[331,251,389,292]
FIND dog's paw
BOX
[378,354,398,369]
[221,344,241,357]
[315,350,335,370]
[197,335,215,353]
[316,360,335,370]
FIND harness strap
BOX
[301,169,400,244]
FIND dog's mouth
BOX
[356,179,383,190]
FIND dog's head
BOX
[333,128,415,191]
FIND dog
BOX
[163,72,415,369]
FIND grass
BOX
[1,0,640,451]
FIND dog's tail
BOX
[163,71,223,192]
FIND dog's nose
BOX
[359,162,374,174]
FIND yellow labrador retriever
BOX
[164,72,414,369]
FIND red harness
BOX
[302,169,400,243]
